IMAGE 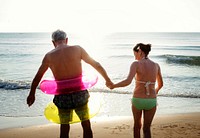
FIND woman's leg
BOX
[132,105,142,138]
[143,107,156,138]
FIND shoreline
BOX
[0,112,199,138]
[0,94,200,130]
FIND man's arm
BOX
[80,46,112,86]
[27,55,49,106]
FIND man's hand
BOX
[27,94,35,107]
[106,80,115,90]
[108,83,115,89]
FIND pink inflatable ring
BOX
[40,73,98,95]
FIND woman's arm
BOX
[155,64,163,94]
[111,62,138,89]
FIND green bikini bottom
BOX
[132,97,157,110]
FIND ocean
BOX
[0,32,200,128]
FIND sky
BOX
[0,0,200,34]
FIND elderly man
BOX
[27,29,112,138]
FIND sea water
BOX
[0,32,200,128]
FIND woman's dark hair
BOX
[133,43,151,57]
[133,44,139,52]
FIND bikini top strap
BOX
[136,80,155,85]
[135,80,156,96]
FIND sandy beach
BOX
[0,113,199,138]
[0,32,200,138]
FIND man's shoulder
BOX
[46,45,83,56]
[69,45,81,47]
[70,45,84,52]
[46,49,56,55]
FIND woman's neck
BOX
[139,55,147,60]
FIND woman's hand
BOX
[106,80,115,89]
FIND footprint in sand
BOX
[104,124,130,134]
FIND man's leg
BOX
[58,108,72,138]
[60,124,70,138]
[81,120,93,138]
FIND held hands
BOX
[106,80,115,90]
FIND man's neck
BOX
[56,40,67,47]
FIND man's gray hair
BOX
[52,29,67,41]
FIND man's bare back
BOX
[44,45,83,80]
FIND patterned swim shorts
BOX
[53,90,90,110]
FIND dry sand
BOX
[0,113,199,138]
